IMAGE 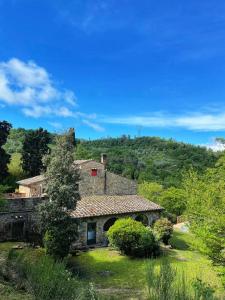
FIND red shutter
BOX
[91,169,97,176]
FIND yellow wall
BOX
[18,185,31,197]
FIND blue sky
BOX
[1,0,225,147]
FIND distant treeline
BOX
[3,129,220,188]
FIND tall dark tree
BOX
[0,120,12,182]
[38,131,80,260]
[22,128,50,177]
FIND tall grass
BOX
[7,249,98,300]
[146,258,217,300]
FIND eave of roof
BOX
[17,175,45,186]
[70,194,163,219]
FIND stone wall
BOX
[0,197,46,242]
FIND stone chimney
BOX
[101,153,107,169]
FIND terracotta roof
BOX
[17,175,45,186]
[70,195,163,218]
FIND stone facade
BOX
[79,164,137,196]
[1,158,162,245]
[17,160,137,197]
[74,211,161,248]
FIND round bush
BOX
[153,218,173,245]
[107,218,159,258]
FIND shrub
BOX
[107,218,159,258]
[43,218,78,260]
[7,249,98,300]
[153,218,173,245]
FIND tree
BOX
[22,128,50,177]
[159,187,186,216]
[38,131,80,260]
[0,120,12,182]
[138,181,163,202]
[184,158,225,265]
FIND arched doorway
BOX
[103,217,118,232]
[135,214,149,226]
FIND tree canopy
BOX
[21,128,50,177]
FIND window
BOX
[91,168,97,176]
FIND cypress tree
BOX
[0,120,12,182]
[21,128,50,177]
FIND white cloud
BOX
[82,119,105,132]
[0,57,77,113]
[0,58,104,132]
[101,111,225,132]
[203,140,225,152]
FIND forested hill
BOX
[4,128,219,188]
[76,136,218,187]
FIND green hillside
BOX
[4,129,219,188]
[76,136,218,187]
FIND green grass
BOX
[0,230,224,299]
[70,230,225,299]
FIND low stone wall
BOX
[0,197,46,242]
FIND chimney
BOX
[101,153,107,169]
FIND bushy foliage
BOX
[146,259,217,300]
[184,157,225,265]
[43,213,78,259]
[38,132,80,260]
[138,181,163,202]
[7,249,98,300]
[107,218,159,258]
[159,187,186,216]
[153,218,173,245]
[139,181,186,217]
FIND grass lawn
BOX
[70,229,225,299]
[0,230,224,299]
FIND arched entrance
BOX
[135,214,149,226]
[103,217,118,232]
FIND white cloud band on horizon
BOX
[100,111,225,132]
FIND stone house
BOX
[0,155,162,247]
